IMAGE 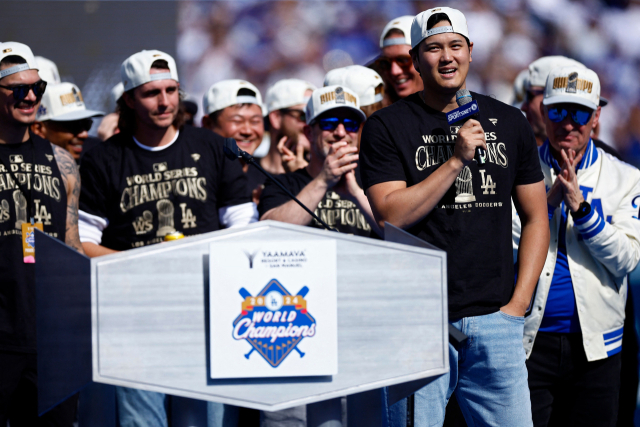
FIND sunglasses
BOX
[376,55,412,71]
[51,118,94,134]
[281,108,306,123]
[0,80,47,102]
[318,117,360,133]
[547,106,593,126]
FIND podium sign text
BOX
[208,240,338,379]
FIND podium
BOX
[35,221,448,421]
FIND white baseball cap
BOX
[380,16,414,48]
[512,68,529,105]
[542,66,600,111]
[36,82,104,122]
[324,65,384,106]
[121,50,179,92]
[203,79,264,116]
[411,7,470,50]
[35,56,61,84]
[305,85,366,124]
[0,42,38,79]
[528,56,585,89]
[265,79,316,114]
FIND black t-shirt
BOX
[246,162,266,197]
[0,135,67,352]
[360,92,543,319]
[80,126,249,250]
[258,168,372,236]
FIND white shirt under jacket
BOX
[513,139,640,362]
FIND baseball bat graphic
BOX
[244,348,255,359]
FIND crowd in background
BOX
[168,0,640,163]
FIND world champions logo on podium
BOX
[232,279,316,368]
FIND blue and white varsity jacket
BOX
[513,139,640,362]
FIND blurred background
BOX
[3,0,640,421]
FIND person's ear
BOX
[30,121,47,139]
[303,124,312,141]
[123,91,136,110]
[592,106,601,129]
[411,47,421,76]
[269,111,282,131]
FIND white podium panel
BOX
[89,221,447,411]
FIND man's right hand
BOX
[452,119,487,168]
[317,141,358,188]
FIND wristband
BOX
[570,201,591,220]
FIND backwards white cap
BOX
[324,65,384,107]
[265,79,316,114]
[0,42,38,79]
[305,85,366,124]
[380,16,414,48]
[543,66,600,111]
[37,82,104,122]
[527,56,585,89]
[121,50,179,92]
[35,56,61,84]
[203,79,264,116]
[411,7,469,50]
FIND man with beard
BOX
[263,79,316,175]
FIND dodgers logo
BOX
[25,231,35,248]
[232,279,316,368]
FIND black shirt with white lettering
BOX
[0,134,67,352]
[80,126,249,250]
[258,167,372,236]
[360,92,543,319]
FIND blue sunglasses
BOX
[547,106,593,126]
[318,117,361,133]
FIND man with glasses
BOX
[202,79,266,203]
[0,41,83,426]
[360,8,549,425]
[259,85,379,237]
[31,82,104,162]
[374,15,423,103]
[263,79,316,176]
[522,65,640,426]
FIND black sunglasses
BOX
[280,108,306,123]
[0,80,47,102]
[318,117,360,132]
[53,118,94,134]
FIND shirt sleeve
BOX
[219,202,258,228]
[258,174,298,218]
[359,114,407,191]
[514,114,544,186]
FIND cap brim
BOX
[312,105,367,124]
[542,95,597,111]
[599,96,608,107]
[50,109,105,121]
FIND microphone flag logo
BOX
[232,279,316,367]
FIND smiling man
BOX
[202,79,265,203]
[360,7,549,425]
[0,41,83,426]
[260,85,379,237]
[30,82,104,162]
[78,50,255,427]
[522,65,640,426]
[376,15,424,102]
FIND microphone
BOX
[446,89,486,165]
[222,138,336,232]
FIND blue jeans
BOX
[412,311,532,427]
[116,387,167,427]
[207,402,238,427]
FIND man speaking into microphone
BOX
[359,7,549,426]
